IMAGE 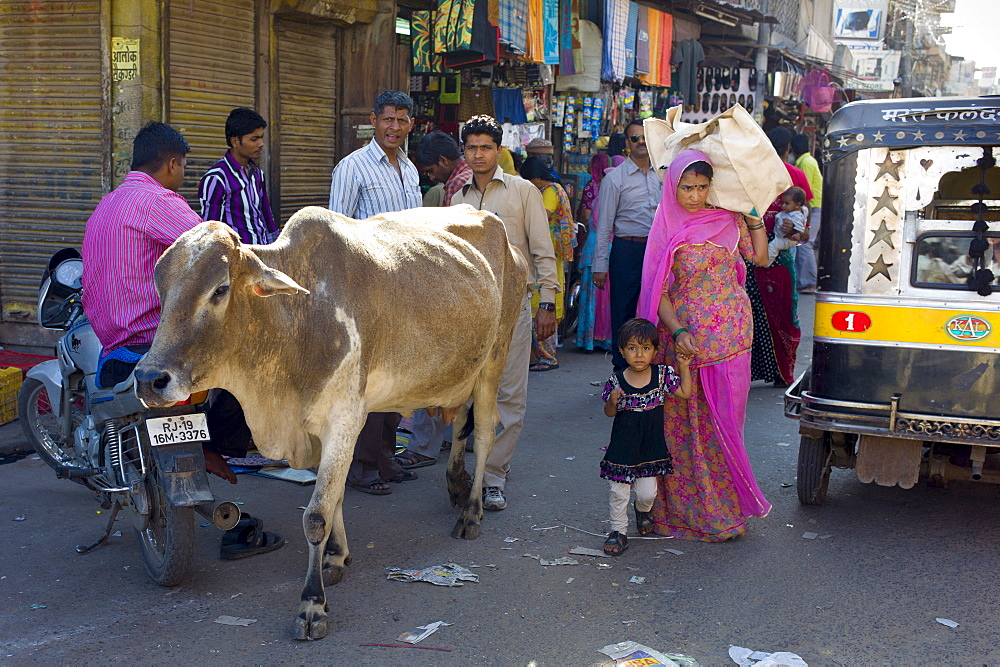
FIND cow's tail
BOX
[457,403,475,441]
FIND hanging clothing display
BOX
[624,2,638,79]
[635,5,649,75]
[671,38,704,105]
[498,0,528,54]
[411,11,444,74]
[601,0,628,83]
[639,8,660,86]
[493,87,528,124]
[525,0,544,63]
[657,12,673,88]
[558,0,576,74]
[542,0,560,65]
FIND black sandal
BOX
[635,508,654,536]
[603,531,628,556]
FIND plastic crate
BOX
[0,366,22,425]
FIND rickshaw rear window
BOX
[912,232,1000,288]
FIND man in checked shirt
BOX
[199,107,279,245]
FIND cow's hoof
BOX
[451,517,481,540]
[323,564,347,587]
[294,607,329,641]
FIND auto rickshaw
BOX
[784,96,1000,504]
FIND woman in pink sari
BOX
[638,150,772,542]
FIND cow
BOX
[133,204,528,640]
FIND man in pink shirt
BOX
[81,122,283,559]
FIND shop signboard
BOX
[852,49,900,91]
[832,0,888,43]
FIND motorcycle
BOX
[17,248,240,585]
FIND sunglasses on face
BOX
[628,134,645,143]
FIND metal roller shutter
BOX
[0,1,104,321]
[167,0,256,211]
[275,18,339,223]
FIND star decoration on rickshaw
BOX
[874,152,902,181]
[866,254,893,281]
[911,129,925,140]
[872,186,899,216]
[868,219,896,249]
[837,135,852,148]
[872,130,886,142]
[954,129,967,141]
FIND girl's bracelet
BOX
[672,327,689,342]
[747,223,765,230]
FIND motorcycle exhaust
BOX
[194,500,242,530]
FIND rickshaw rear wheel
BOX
[797,432,832,505]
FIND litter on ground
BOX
[568,546,609,558]
[936,617,959,628]
[729,646,807,666]
[801,532,818,540]
[523,553,579,566]
[397,620,452,644]
[662,548,684,555]
[386,563,479,586]
[12,516,25,522]
[213,615,257,627]
[600,641,700,666]
[629,576,646,584]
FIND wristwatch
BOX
[538,302,556,312]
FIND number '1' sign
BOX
[831,311,872,332]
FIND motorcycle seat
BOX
[90,374,137,404]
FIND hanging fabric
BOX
[434,0,476,53]
[601,0,628,83]
[639,7,660,87]
[657,12,673,87]
[438,0,501,69]
[635,4,649,76]
[558,0,576,73]
[525,0,545,63]
[498,0,528,54]
[411,11,444,74]
[542,0,560,65]
[624,2,638,78]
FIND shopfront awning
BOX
[667,0,779,27]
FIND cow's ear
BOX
[241,248,310,297]
[252,268,310,297]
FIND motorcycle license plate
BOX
[145,414,210,446]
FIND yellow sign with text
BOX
[813,300,999,348]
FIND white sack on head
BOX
[644,104,792,218]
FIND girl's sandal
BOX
[603,531,628,556]
[634,509,655,536]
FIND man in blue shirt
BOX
[328,90,422,495]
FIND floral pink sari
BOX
[638,150,771,541]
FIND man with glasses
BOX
[592,120,663,370]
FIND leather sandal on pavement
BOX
[603,531,628,556]
[634,508,655,536]
[392,449,437,469]
[220,515,285,560]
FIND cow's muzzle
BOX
[134,364,187,407]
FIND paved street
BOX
[2,296,999,664]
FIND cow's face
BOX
[135,222,308,406]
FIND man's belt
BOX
[617,235,648,243]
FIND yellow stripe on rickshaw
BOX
[813,301,999,348]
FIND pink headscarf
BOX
[638,150,744,325]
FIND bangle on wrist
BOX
[747,223,764,230]
[672,327,689,342]
[538,302,555,312]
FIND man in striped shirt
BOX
[328,90,423,496]
[81,122,285,558]
[198,107,279,245]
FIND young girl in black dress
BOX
[601,318,692,556]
